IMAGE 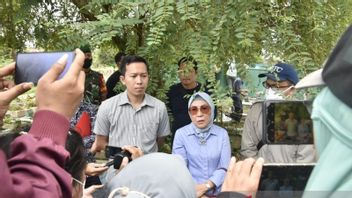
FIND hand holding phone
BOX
[35,49,85,120]
[0,62,33,124]
[221,157,264,196]
[15,51,75,85]
[105,160,114,167]
[104,150,132,169]
[86,163,108,176]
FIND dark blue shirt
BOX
[166,82,203,136]
[106,70,122,99]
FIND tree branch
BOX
[70,0,97,21]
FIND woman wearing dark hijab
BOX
[172,92,231,197]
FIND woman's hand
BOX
[221,157,264,196]
[122,145,143,160]
[83,184,104,198]
[0,62,33,125]
[85,163,108,176]
[195,181,214,198]
[195,184,207,197]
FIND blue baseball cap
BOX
[258,63,299,85]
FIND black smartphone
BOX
[257,163,315,197]
[262,100,314,145]
[15,51,75,85]
[105,146,123,159]
[104,160,114,167]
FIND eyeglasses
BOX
[262,81,292,89]
[188,105,211,115]
[72,177,86,188]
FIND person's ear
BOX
[120,75,126,85]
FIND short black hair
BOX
[120,55,149,76]
[80,44,91,53]
[178,56,198,71]
[65,129,86,187]
[114,52,126,64]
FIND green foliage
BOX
[1,0,352,111]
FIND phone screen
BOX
[105,146,123,159]
[263,100,314,145]
[257,164,315,197]
[15,51,75,85]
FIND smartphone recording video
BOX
[15,51,75,85]
[257,163,315,198]
[263,100,314,145]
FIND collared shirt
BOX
[94,91,170,153]
[172,124,231,196]
[166,83,203,135]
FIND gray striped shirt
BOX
[94,91,170,153]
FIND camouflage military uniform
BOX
[84,69,107,105]
[70,101,99,162]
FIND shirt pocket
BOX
[139,121,159,145]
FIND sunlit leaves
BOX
[1,0,352,112]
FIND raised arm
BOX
[0,49,85,197]
[91,135,108,153]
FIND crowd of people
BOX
[2,24,352,198]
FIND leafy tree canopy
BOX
[1,0,352,107]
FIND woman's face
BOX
[189,99,211,129]
[72,172,85,198]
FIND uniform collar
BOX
[119,91,154,108]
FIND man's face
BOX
[263,79,294,96]
[178,63,197,87]
[84,52,92,60]
[83,52,93,69]
[289,112,295,119]
[120,62,149,97]
[265,79,293,96]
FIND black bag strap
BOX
[256,139,265,151]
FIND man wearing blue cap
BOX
[240,62,316,163]
[258,62,299,99]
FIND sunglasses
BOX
[72,177,85,185]
[188,105,211,115]
[262,81,292,89]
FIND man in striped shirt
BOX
[91,55,170,154]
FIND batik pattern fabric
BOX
[70,101,98,162]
